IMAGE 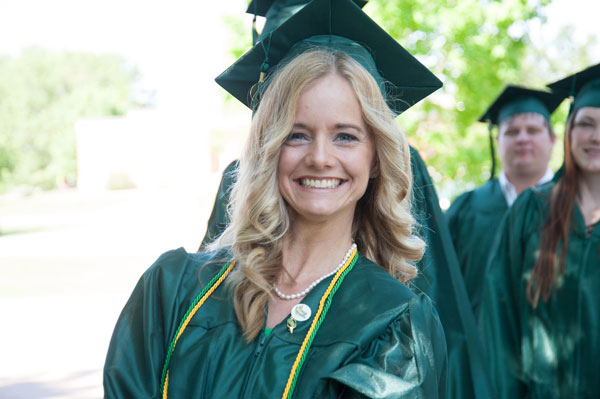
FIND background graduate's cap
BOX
[547,62,600,115]
[478,85,562,180]
[478,85,563,126]
[246,0,369,44]
[246,0,367,17]
[216,0,442,116]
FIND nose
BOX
[591,125,600,142]
[305,136,335,169]
[515,128,530,142]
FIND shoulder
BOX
[141,247,234,297]
[505,183,552,232]
[319,255,442,345]
[509,182,553,219]
[447,179,504,218]
[346,255,415,307]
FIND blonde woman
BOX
[104,1,447,398]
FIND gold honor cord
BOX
[161,260,236,399]
[160,247,359,399]
[281,247,358,399]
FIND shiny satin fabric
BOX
[104,248,448,398]
[200,147,494,398]
[479,182,600,398]
[446,178,508,316]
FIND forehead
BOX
[499,112,547,130]
[574,106,600,120]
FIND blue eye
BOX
[286,132,308,142]
[336,133,358,142]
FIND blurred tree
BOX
[0,48,138,193]
[365,0,596,199]
[366,0,551,198]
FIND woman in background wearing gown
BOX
[479,63,600,398]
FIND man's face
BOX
[497,113,555,180]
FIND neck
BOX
[577,173,600,226]
[279,216,354,286]
[506,169,548,195]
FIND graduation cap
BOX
[547,62,600,115]
[246,0,368,17]
[247,0,369,44]
[478,85,563,179]
[216,0,442,116]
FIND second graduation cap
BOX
[547,62,600,115]
[479,85,564,126]
[217,0,442,116]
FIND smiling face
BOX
[571,107,600,175]
[497,113,555,180]
[277,72,376,225]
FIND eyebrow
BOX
[576,115,596,122]
[292,123,364,132]
[335,123,364,132]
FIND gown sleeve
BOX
[103,248,190,399]
[327,294,448,399]
[478,193,535,398]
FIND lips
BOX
[299,178,342,189]
[583,148,600,157]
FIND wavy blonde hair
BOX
[215,49,424,341]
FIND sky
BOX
[0,0,597,109]
[0,0,248,115]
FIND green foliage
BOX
[0,48,137,192]
[366,0,556,198]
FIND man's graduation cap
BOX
[478,85,563,179]
[216,0,442,116]
[547,62,600,115]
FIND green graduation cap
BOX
[217,0,442,116]
[479,85,563,126]
[478,85,562,179]
[547,62,600,115]
[246,0,368,17]
[247,0,369,45]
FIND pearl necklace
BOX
[274,243,357,300]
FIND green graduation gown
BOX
[479,182,600,398]
[104,248,448,398]
[200,147,494,398]
[445,179,508,315]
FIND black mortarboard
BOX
[547,63,600,115]
[478,85,562,180]
[217,0,442,116]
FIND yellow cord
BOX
[281,247,358,399]
[163,260,236,398]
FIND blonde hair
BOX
[215,49,424,341]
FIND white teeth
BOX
[300,178,341,189]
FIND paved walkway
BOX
[0,185,217,398]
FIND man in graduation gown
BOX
[446,86,562,316]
